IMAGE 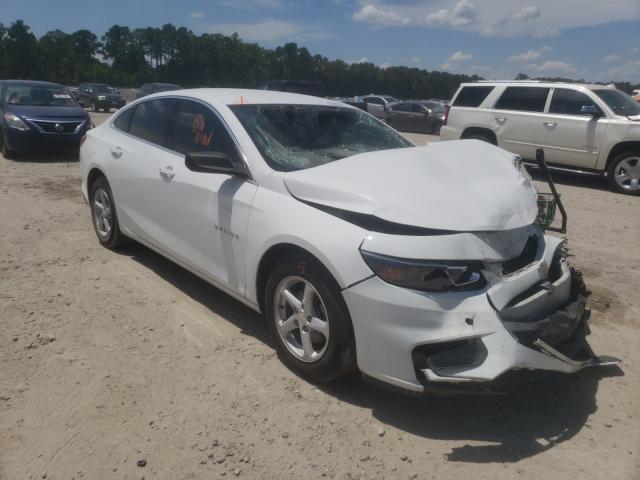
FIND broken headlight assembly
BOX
[360,250,486,292]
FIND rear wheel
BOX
[90,176,130,248]
[265,253,356,383]
[608,151,640,195]
[431,120,443,135]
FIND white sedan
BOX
[80,88,616,395]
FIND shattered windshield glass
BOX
[230,104,414,171]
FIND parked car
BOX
[360,94,398,119]
[441,81,640,195]
[428,98,450,106]
[135,83,182,99]
[258,80,326,98]
[632,89,640,103]
[0,80,91,159]
[77,83,125,112]
[385,100,445,134]
[80,88,616,395]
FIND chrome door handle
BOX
[495,116,506,124]
[159,165,175,179]
[110,146,123,158]
[543,121,558,128]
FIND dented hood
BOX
[283,140,539,232]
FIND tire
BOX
[0,132,16,160]
[431,121,443,135]
[89,176,130,249]
[607,151,640,195]
[264,253,357,383]
[466,133,495,144]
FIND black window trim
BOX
[492,86,551,113]
[452,85,495,108]
[547,87,607,118]
[109,95,254,182]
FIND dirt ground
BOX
[1,112,639,480]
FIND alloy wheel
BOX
[92,187,112,238]
[614,156,640,191]
[273,276,330,363]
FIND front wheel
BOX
[0,132,16,159]
[608,151,640,195]
[265,253,356,383]
[90,176,130,248]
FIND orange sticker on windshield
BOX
[192,113,213,148]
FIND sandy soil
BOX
[1,113,639,480]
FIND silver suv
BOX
[441,81,640,195]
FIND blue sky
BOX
[2,0,639,82]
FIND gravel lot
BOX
[1,111,638,480]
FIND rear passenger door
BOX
[108,98,179,241]
[492,86,550,160]
[538,88,608,169]
[156,99,257,294]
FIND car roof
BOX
[463,80,613,91]
[1,80,63,87]
[144,88,345,107]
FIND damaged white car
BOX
[80,89,618,395]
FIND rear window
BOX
[129,98,179,146]
[494,87,550,112]
[452,86,494,107]
[113,106,135,132]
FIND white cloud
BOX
[507,46,551,63]
[447,51,472,62]
[512,5,541,21]
[603,54,622,63]
[203,19,331,43]
[350,1,640,38]
[607,60,640,82]
[189,12,204,19]
[631,47,640,53]
[352,5,410,26]
[411,56,421,63]
[423,0,478,27]
[217,0,283,9]
[527,60,577,75]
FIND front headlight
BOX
[361,250,486,292]
[3,112,30,131]
[97,95,106,100]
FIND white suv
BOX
[441,81,640,195]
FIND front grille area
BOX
[31,120,83,133]
[501,234,539,275]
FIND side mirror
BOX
[580,105,600,117]
[185,151,249,178]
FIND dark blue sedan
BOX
[0,80,91,159]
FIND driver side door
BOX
[155,99,258,295]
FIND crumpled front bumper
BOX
[342,235,619,395]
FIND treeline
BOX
[0,20,637,97]
[0,20,479,98]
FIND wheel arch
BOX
[87,167,107,193]
[461,126,498,145]
[255,242,342,315]
[605,141,640,172]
